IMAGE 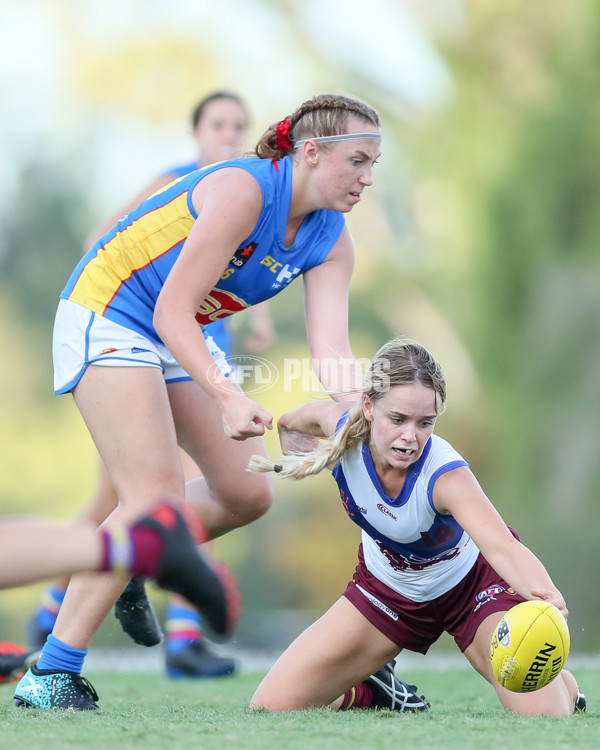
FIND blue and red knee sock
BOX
[165,602,203,654]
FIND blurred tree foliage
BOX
[255,0,600,650]
[398,0,600,647]
[0,159,91,361]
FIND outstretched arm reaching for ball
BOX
[432,466,567,619]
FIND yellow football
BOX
[489,600,570,693]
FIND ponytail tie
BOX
[275,117,293,151]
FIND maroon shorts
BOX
[343,543,526,653]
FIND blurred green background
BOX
[1,0,599,654]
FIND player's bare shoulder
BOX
[191,165,262,218]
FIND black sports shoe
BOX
[575,688,586,713]
[365,660,430,712]
[166,640,237,679]
[114,577,163,647]
[14,666,99,710]
[0,644,39,681]
[134,502,229,636]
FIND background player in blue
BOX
[248,338,584,717]
[15,92,386,710]
[26,91,272,679]
[83,88,274,358]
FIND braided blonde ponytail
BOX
[247,338,447,481]
[247,401,368,479]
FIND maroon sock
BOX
[339,682,374,711]
[128,526,165,577]
[99,526,165,577]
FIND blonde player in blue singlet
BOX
[26,91,272,680]
[248,338,585,717]
[15,92,401,711]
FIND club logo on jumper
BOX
[195,288,249,326]
[230,241,258,269]
[339,489,367,519]
[476,585,506,602]
[260,255,301,288]
[377,541,460,572]
[474,584,516,613]
[377,503,397,521]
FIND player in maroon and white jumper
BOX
[249,338,584,716]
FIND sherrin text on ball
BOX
[489,600,570,693]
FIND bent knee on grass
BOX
[249,686,333,713]
[495,671,577,717]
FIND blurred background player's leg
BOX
[164,449,239,677]
[26,460,123,648]
[25,456,240,678]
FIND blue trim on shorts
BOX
[88,354,164,369]
[54,343,165,396]
[53,300,226,394]
[55,367,89,395]
[84,312,94,361]
[54,312,96,394]
[165,375,194,384]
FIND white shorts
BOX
[52,299,233,394]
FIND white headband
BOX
[293,133,381,148]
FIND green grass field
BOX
[0,669,598,750]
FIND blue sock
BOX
[33,584,66,633]
[165,603,202,655]
[37,634,87,673]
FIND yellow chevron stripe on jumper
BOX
[68,190,194,313]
